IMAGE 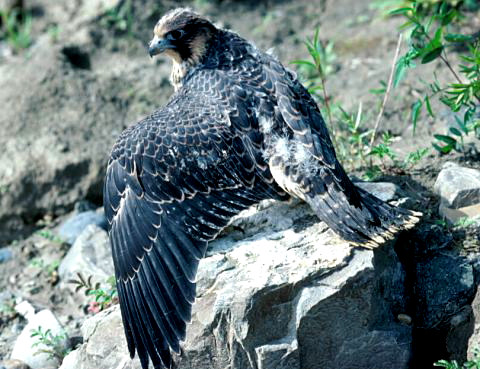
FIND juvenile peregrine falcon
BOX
[104,8,419,369]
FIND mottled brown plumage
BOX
[104,8,419,369]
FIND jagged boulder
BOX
[60,199,412,369]
[434,162,480,224]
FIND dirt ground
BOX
[0,0,479,366]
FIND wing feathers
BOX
[104,57,290,369]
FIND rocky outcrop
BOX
[61,199,412,369]
[0,1,172,244]
[434,162,480,224]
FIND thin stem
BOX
[370,33,403,147]
[320,75,337,149]
[439,53,463,85]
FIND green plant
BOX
[454,216,479,227]
[291,28,337,140]
[0,8,32,51]
[403,147,430,167]
[69,273,118,313]
[30,258,60,276]
[291,26,429,179]
[47,24,60,43]
[36,229,64,244]
[0,298,17,323]
[371,0,466,17]
[391,0,480,154]
[30,326,70,361]
[102,0,133,36]
[435,348,480,368]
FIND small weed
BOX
[47,24,60,43]
[0,8,32,51]
[30,326,70,361]
[36,229,64,244]
[434,218,449,228]
[69,273,118,313]
[30,258,60,284]
[435,347,480,368]
[292,27,428,179]
[101,0,133,36]
[291,28,337,140]
[0,298,17,323]
[0,184,9,194]
[454,216,479,228]
[403,147,430,168]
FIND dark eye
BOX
[167,30,186,40]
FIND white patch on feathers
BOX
[274,137,291,160]
[258,115,274,134]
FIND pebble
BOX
[58,210,107,245]
[0,248,13,263]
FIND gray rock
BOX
[415,252,475,329]
[58,225,114,286]
[355,181,402,202]
[445,306,474,363]
[58,307,141,369]
[440,203,480,225]
[0,359,31,369]
[64,201,411,369]
[10,309,69,369]
[434,162,480,209]
[0,247,13,263]
[468,282,480,359]
[58,210,107,245]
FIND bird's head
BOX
[149,8,216,65]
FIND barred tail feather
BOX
[305,185,421,249]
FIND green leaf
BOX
[369,87,386,94]
[434,359,451,366]
[449,127,462,136]
[432,27,443,45]
[389,7,412,15]
[421,46,443,64]
[455,115,469,134]
[441,9,458,26]
[424,95,435,117]
[411,99,422,132]
[394,59,407,87]
[307,85,324,93]
[433,143,453,154]
[444,33,474,43]
[290,60,316,68]
[434,134,457,145]
[399,20,414,30]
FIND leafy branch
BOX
[392,0,480,154]
[69,273,118,313]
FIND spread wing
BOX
[103,76,287,369]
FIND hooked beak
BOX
[148,35,175,57]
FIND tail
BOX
[304,184,421,249]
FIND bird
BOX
[103,8,420,369]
